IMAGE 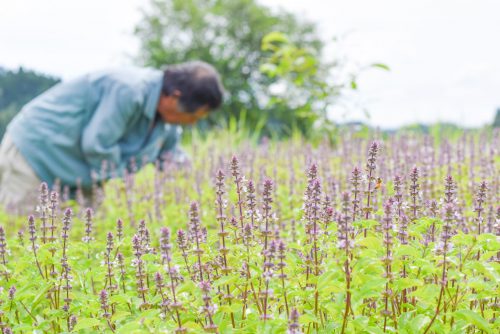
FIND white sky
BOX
[1,0,499,128]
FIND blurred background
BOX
[1,0,499,140]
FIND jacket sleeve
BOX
[81,84,139,180]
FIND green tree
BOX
[259,32,341,140]
[134,0,327,137]
[0,67,60,139]
[0,67,60,110]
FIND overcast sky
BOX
[1,0,499,128]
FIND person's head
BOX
[157,61,224,125]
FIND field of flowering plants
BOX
[0,129,499,333]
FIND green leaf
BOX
[139,309,161,319]
[318,271,336,291]
[218,305,233,314]
[481,250,500,261]
[259,63,277,77]
[262,31,289,44]
[409,314,430,332]
[219,302,243,314]
[177,280,197,294]
[409,283,440,304]
[371,63,390,71]
[12,324,38,332]
[366,326,385,334]
[262,31,289,50]
[72,317,102,331]
[352,315,369,329]
[355,278,386,300]
[214,274,238,288]
[477,233,500,251]
[30,282,52,311]
[466,261,500,281]
[300,312,319,324]
[394,244,420,258]
[110,294,132,305]
[111,311,131,322]
[357,236,382,249]
[393,277,423,290]
[453,310,493,333]
[116,321,142,333]
[353,219,379,230]
[142,253,157,262]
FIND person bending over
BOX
[0,61,224,213]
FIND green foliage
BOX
[259,31,338,141]
[0,66,60,139]
[0,130,498,333]
[134,0,329,138]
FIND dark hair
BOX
[162,61,224,113]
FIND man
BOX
[0,61,224,213]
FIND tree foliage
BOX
[134,0,331,138]
[259,31,341,140]
[0,67,60,139]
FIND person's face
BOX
[157,91,210,125]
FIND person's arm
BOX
[169,144,189,165]
[159,125,190,166]
[81,84,139,181]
